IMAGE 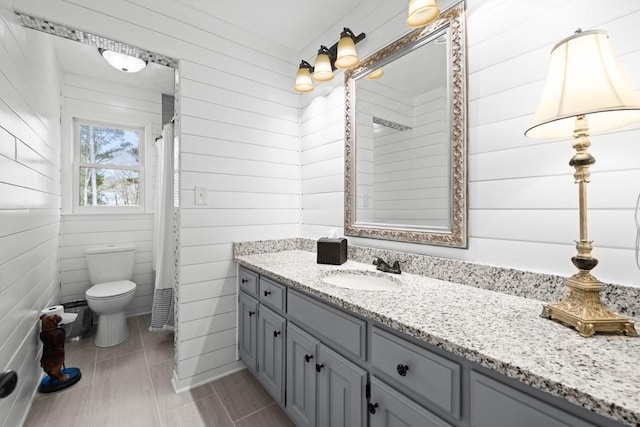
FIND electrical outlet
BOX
[194,186,208,205]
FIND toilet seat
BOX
[86,280,136,299]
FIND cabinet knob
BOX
[396,364,409,377]
[273,330,281,338]
[264,290,272,296]
[241,278,249,284]
[304,354,314,363]
[248,311,255,317]
[368,402,379,414]
[315,363,324,373]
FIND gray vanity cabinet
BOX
[286,323,319,427]
[257,304,286,405]
[238,292,259,373]
[369,378,453,427]
[470,372,597,427]
[316,343,367,427]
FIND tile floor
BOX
[24,314,294,427]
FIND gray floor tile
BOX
[235,403,295,427]
[150,359,213,414]
[93,349,153,404]
[161,393,234,427]
[91,389,160,427]
[23,384,93,427]
[211,369,273,422]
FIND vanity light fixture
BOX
[335,28,361,69]
[525,29,640,337]
[366,68,384,80]
[407,0,441,28]
[294,60,315,93]
[313,46,334,82]
[99,48,148,73]
[294,28,365,93]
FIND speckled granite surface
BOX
[233,238,640,318]
[235,249,640,426]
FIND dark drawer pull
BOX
[248,311,255,317]
[396,364,409,376]
[368,402,379,414]
[273,330,281,338]
[304,354,314,363]
[315,363,324,373]
[241,278,249,284]
[264,290,272,296]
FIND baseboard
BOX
[171,360,245,393]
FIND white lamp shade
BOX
[294,66,314,93]
[313,52,334,82]
[407,0,441,28]
[335,35,359,70]
[100,49,147,73]
[526,30,640,138]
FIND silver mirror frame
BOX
[344,3,467,247]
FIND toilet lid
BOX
[86,280,136,299]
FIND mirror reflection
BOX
[345,4,467,247]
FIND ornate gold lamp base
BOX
[541,271,637,337]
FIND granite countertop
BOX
[235,250,640,426]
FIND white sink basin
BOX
[321,271,402,291]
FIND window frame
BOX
[72,118,146,213]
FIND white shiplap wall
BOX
[13,0,301,390]
[59,73,165,316]
[300,0,640,288]
[0,9,62,427]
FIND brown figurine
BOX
[39,314,68,383]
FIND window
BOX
[74,119,145,210]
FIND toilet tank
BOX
[85,244,136,284]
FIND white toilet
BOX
[85,244,137,347]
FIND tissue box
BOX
[317,237,347,265]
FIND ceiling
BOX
[174,0,366,52]
[51,34,175,94]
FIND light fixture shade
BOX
[366,68,384,80]
[294,63,314,93]
[526,30,640,138]
[335,32,359,70]
[407,0,441,28]
[313,51,334,82]
[100,49,147,73]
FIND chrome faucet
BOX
[373,257,401,274]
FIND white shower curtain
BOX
[150,122,174,332]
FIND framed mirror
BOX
[344,3,467,247]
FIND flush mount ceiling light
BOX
[294,27,365,93]
[99,48,148,73]
[407,0,441,28]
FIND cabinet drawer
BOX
[239,267,259,296]
[371,327,461,419]
[288,290,366,361]
[470,372,597,427]
[259,276,286,312]
[370,377,452,427]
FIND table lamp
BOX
[525,29,640,337]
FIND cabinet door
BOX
[238,292,258,373]
[257,304,286,405]
[316,344,366,427]
[369,378,452,427]
[286,323,319,427]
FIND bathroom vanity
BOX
[235,250,640,427]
